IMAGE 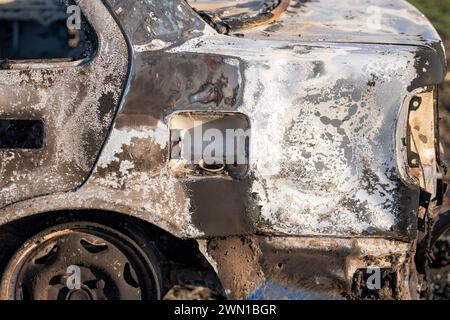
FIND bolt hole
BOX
[80,239,108,254]
[123,263,140,289]
[34,244,58,265]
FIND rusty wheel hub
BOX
[0,223,161,300]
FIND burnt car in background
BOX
[0,0,447,300]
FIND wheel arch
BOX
[0,192,201,239]
[0,205,224,298]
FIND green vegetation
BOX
[408,0,450,38]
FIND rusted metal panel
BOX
[406,89,439,195]
[165,40,423,239]
[198,236,417,299]
[0,0,128,208]
[0,0,446,241]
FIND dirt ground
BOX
[164,286,222,300]
[429,230,450,299]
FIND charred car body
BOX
[0,0,447,300]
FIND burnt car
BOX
[0,0,447,300]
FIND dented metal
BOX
[0,0,447,299]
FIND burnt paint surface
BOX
[0,0,128,208]
[84,0,435,240]
[115,53,242,128]
[236,0,442,46]
[0,0,446,240]
[188,178,255,235]
[88,0,249,236]
[231,0,446,79]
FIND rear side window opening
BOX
[0,0,97,64]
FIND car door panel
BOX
[0,0,129,208]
